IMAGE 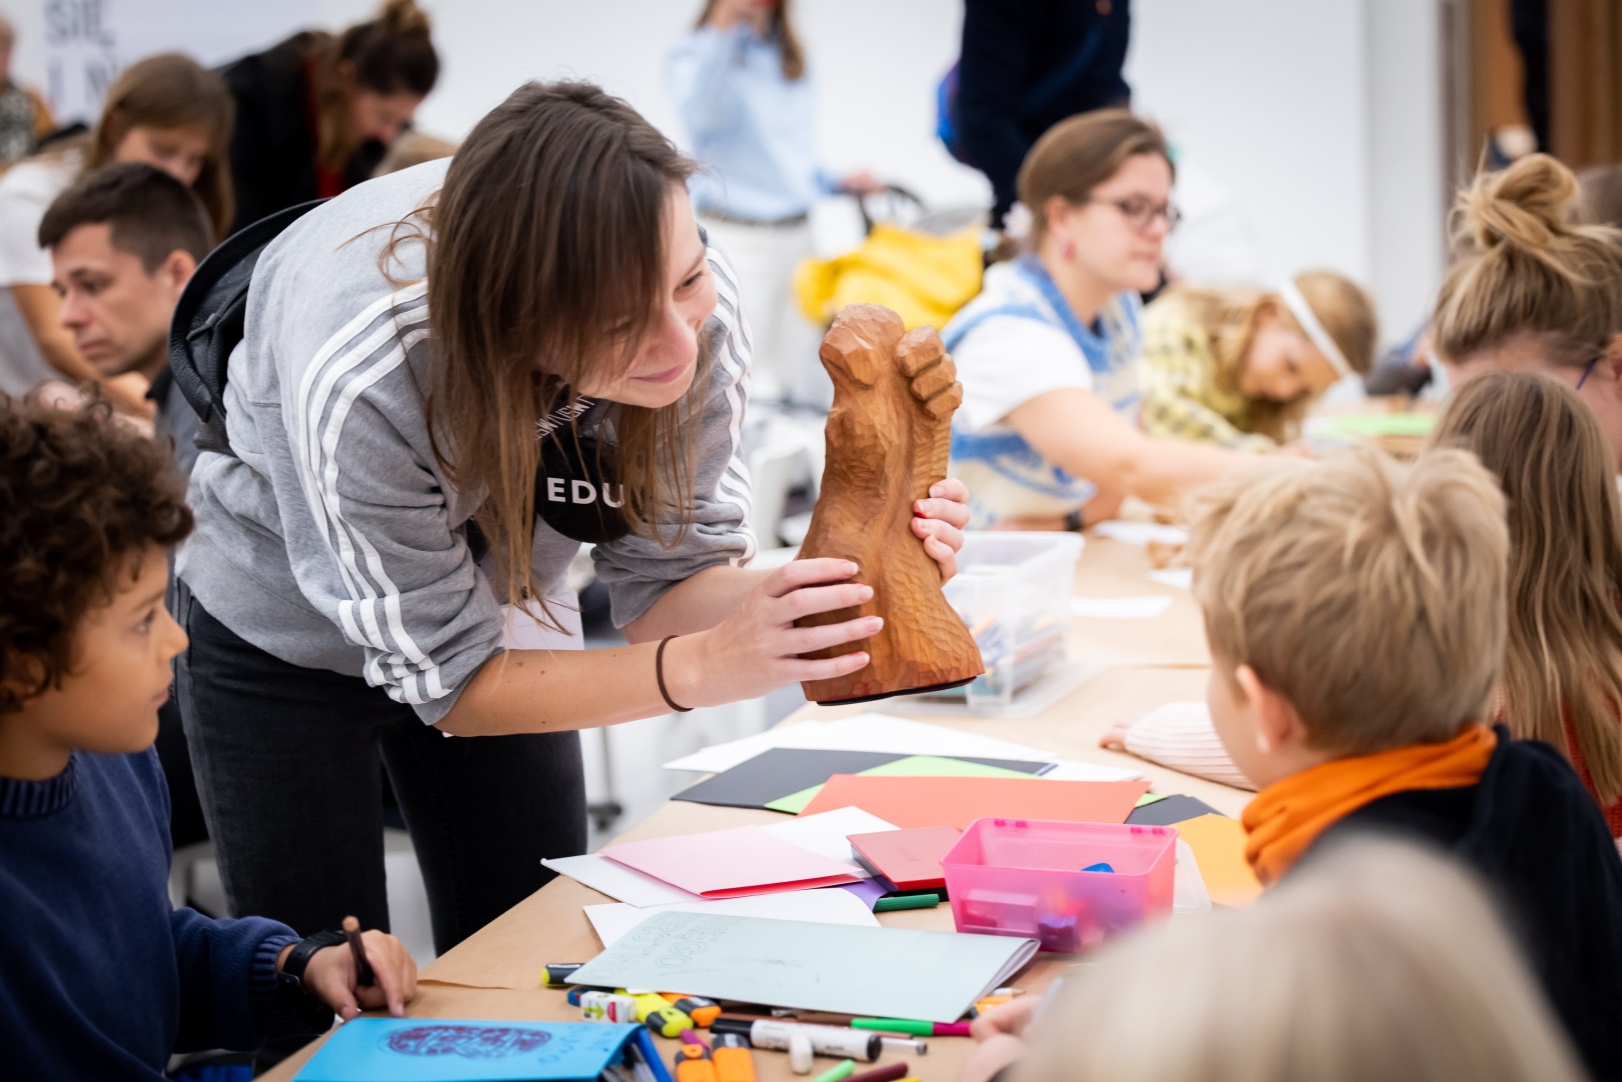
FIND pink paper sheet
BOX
[601,825,861,899]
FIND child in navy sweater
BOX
[0,394,417,1077]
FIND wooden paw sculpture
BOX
[795,304,984,704]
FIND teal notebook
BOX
[294,1019,640,1081]
[567,912,1038,1023]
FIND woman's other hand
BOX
[913,477,971,582]
[664,558,878,707]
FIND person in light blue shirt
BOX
[667,0,874,404]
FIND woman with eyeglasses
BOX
[943,109,1247,529]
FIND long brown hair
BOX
[695,0,805,80]
[1429,370,1622,804]
[303,0,439,174]
[1171,271,1377,442]
[83,54,234,240]
[1434,153,1622,370]
[422,81,702,611]
[1017,108,1173,249]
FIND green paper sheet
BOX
[1134,792,1168,808]
[765,754,1032,814]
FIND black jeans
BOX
[173,584,587,954]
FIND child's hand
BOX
[913,478,971,582]
[960,999,1039,1082]
[1099,718,1131,751]
[302,931,418,1021]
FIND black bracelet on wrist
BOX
[656,635,692,713]
[276,929,345,1031]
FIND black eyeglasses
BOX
[1085,196,1182,232]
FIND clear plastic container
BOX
[935,532,1083,711]
[941,817,1177,952]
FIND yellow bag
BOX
[794,223,983,331]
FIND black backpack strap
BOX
[168,199,326,457]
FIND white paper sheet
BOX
[1037,758,1143,782]
[662,713,1056,774]
[760,806,899,875]
[583,886,881,946]
[1148,567,1194,590]
[1071,595,1174,619]
[541,853,701,907]
[1093,521,1189,547]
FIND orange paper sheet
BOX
[1173,813,1262,907]
[799,773,1151,829]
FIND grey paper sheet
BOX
[566,911,1038,1023]
[1124,794,1225,827]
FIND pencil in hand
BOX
[343,915,376,987]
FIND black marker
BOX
[342,915,375,986]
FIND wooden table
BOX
[262,534,1247,1081]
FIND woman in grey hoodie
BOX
[174,81,969,953]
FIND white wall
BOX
[3,0,1445,343]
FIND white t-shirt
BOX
[950,313,1095,433]
[0,148,79,287]
[942,257,1143,526]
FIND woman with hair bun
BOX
[221,0,439,233]
[1434,152,1622,466]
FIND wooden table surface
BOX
[262,533,1246,1081]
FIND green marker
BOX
[873,893,940,912]
[811,1059,857,1082]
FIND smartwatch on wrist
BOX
[276,929,345,1030]
[1063,509,1085,533]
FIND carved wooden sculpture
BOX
[795,304,985,704]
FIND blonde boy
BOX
[1188,447,1622,1080]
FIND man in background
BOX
[41,161,211,852]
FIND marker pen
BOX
[810,1059,856,1082]
[580,990,639,1023]
[850,1019,971,1037]
[674,1043,718,1082]
[846,1063,910,1082]
[712,1033,756,1082]
[545,962,585,987]
[663,993,722,1027]
[880,1038,927,1056]
[710,1016,881,1062]
[632,1028,677,1082]
[627,991,694,1037]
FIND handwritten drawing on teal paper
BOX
[294,1019,641,1081]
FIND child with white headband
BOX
[1139,271,1378,450]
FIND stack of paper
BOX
[599,825,859,899]
[662,714,1058,774]
[583,886,879,946]
[567,911,1039,1023]
[800,773,1151,828]
[674,747,1048,810]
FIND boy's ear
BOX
[1235,664,1308,754]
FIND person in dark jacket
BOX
[1190,446,1622,1082]
[0,395,418,1079]
[955,0,1131,228]
[219,0,437,235]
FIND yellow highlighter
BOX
[625,990,693,1037]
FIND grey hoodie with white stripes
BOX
[178,159,757,724]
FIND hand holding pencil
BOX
[299,916,419,1021]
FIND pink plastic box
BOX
[941,817,1177,952]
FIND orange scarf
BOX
[1241,724,1497,885]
